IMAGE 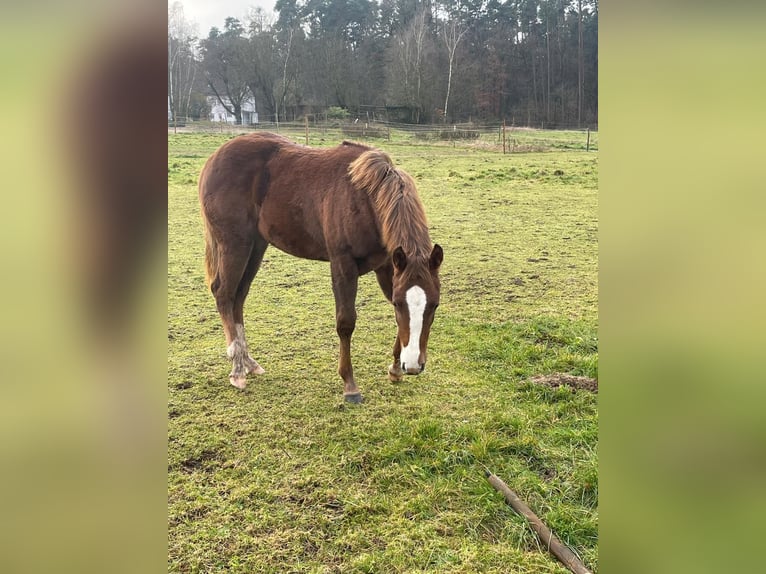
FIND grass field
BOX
[168,130,598,573]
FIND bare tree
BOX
[274,26,296,125]
[247,5,274,34]
[168,2,199,122]
[388,7,432,122]
[578,0,584,126]
[246,10,278,121]
[441,18,467,124]
[245,8,302,125]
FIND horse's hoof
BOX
[343,392,364,404]
[388,365,404,382]
[246,360,265,375]
[229,376,247,390]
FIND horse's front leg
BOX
[388,337,404,382]
[331,259,362,403]
[374,264,403,383]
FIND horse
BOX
[198,132,443,403]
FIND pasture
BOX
[168,129,598,573]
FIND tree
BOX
[246,10,303,124]
[200,18,253,124]
[577,0,583,126]
[440,17,468,123]
[387,6,434,122]
[193,0,598,127]
[168,2,200,122]
[245,11,278,120]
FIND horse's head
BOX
[390,244,443,377]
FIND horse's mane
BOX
[348,149,431,259]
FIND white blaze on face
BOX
[401,285,426,372]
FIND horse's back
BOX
[199,133,386,264]
[259,138,386,261]
[200,132,360,205]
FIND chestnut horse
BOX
[199,132,442,402]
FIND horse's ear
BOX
[392,246,407,272]
[429,244,443,271]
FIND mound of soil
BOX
[529,373,598,393]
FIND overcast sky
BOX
[171,0,275,37]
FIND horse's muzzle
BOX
[402,363,425,375]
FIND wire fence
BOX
[168,118,598,153]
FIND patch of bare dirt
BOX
[529,373,598,393]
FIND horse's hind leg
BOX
[211,238,256,389]
[233,236,269,377]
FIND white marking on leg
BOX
[227,323,246,358]
[401,286,425,372]
[227,324,251,388]
[229,323,265,374]
[227,339,244,359]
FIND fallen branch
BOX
[485,471,593,574]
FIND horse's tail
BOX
[199,160,219,292]
[202,216,218,291]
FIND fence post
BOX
[586,127,590,152]
[305,115,309,145]
[502,119,507,154]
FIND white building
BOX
[207,95,258,124]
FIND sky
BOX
[170,0,275,37]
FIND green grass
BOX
[172,123,597,153]
[168,130,598,573]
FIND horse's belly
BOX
[257,217,329,261]
[271,238,330,261]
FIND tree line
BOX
[168,0,597,128]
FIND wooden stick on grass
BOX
[485,471,593,574]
